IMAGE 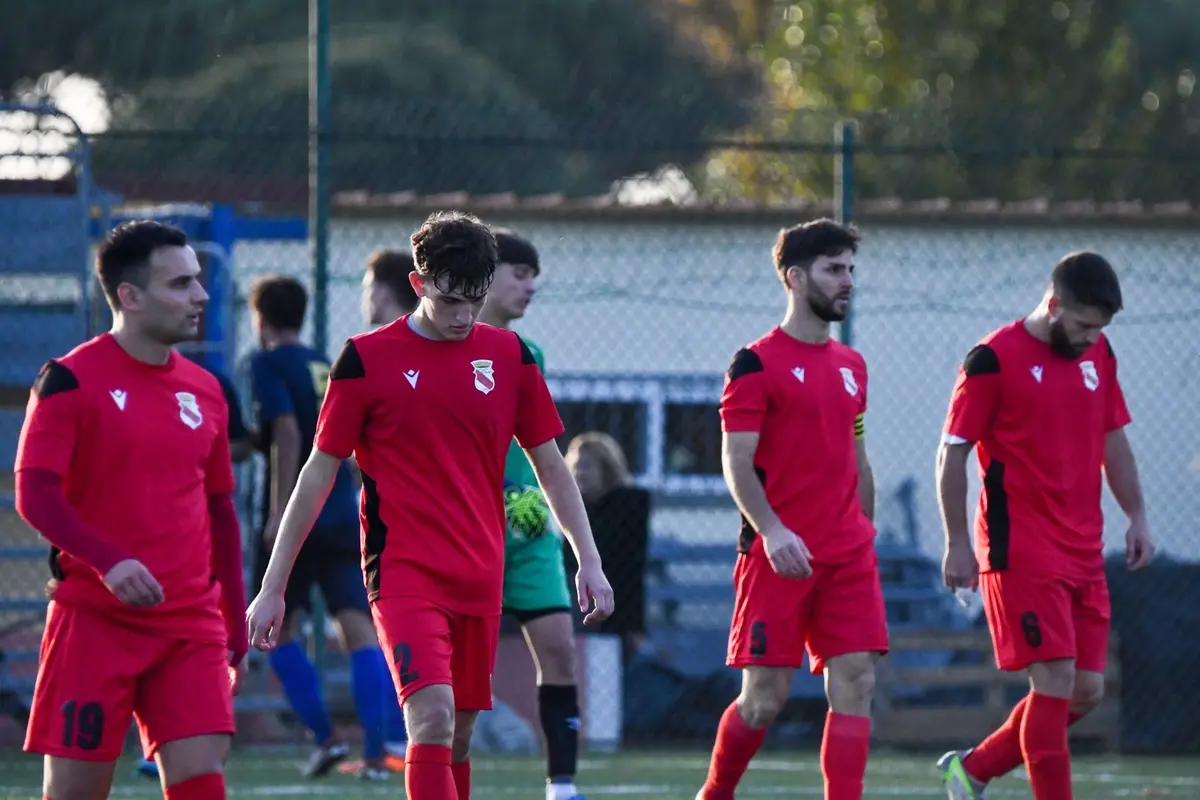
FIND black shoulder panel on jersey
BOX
[517,335,537,365]
[329,340,366,380]
[32,360,79,399]
[1105,337,1115,359]
[962,344,1001,377]
[727,348,764,382]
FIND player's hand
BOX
[227,651,246,696]
[103,559,165,606]
[761,525,813,579]
[44,578,58,600]
[942,541,979,591]
[1125,515,1155,571]
[246,591,287,651]
[575,559,615,625]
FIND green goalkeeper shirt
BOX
[504,335,545,487]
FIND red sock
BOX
[451,759,470,800]
[699,702,769,799]
[965,694,1084,784]
[405,744,457,800]
[1020,693,1073,800]
[820,712,871,800]
[164,773,225,800]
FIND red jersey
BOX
[15,334,234,638]
[314,317,564,615]
[942,321,1131,578]
[720,328,874,565]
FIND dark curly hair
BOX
[772,218,862,284]
[410,211,498,301]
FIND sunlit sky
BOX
[0,73,110,179]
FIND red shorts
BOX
[727,543,889,674]
[371,596,500,712]
[25,602,234,762]
[981,570,1111,673]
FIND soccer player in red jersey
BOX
[247,211,615,800]
[15,221,247,800]
[697,219,886,800]
[935,251,1153,800]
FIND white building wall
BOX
[233,218,1200,563]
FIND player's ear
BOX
[116,282,141,312]
[408,270,425,297]
[785,265,805,292]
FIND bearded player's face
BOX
[1048,298,1111,359]
[794,249,855,323]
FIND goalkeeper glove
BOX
[503,480,551,540]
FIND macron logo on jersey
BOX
[404,369,419,389]
[792,367,805,383]
[1031,365,1043,383]
[110,389,127,410]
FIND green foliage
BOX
[2,0,759,196]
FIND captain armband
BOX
[854,413,865,440]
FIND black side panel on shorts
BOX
[983,458,1010,570]
[330,340,367,380]
[736,466,768,554]
[33,360,79,399]
[360,470,388,599]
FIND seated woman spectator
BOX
[563,432,652,660]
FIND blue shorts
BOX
[254,524,368,616]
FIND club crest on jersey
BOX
[176,392,203,430]
[471,359,496,394]
[838,367,859,396]
[1079,360,1099,391]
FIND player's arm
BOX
[1104,428,1145,523]
[215,370,254,463]
[259,341,369,596]
[14,361,162,605]
[1100,345,1152,568]
[719,348,783,535]
[936,345,1000,544]
[204,406,249,664]
[513,335,613,621]
[854,416,875,522]
[936,344,1001,587]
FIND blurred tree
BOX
[1,0,760,196]
[675,0,1200,202]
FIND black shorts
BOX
[253,524,368,617]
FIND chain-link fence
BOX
[4,5,1200,791]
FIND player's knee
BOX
[1028,658,1076,699]
[739,668,790,727]
[44,757,118,800]
[403,685,456,746]
[1071,672,1105,716]
[156,734,230,786]
[825,652,877,713]
[534,635,577,684]
[451,712,478,762]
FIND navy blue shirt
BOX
[249,344,358,531]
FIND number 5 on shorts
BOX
[61,699,104,751]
